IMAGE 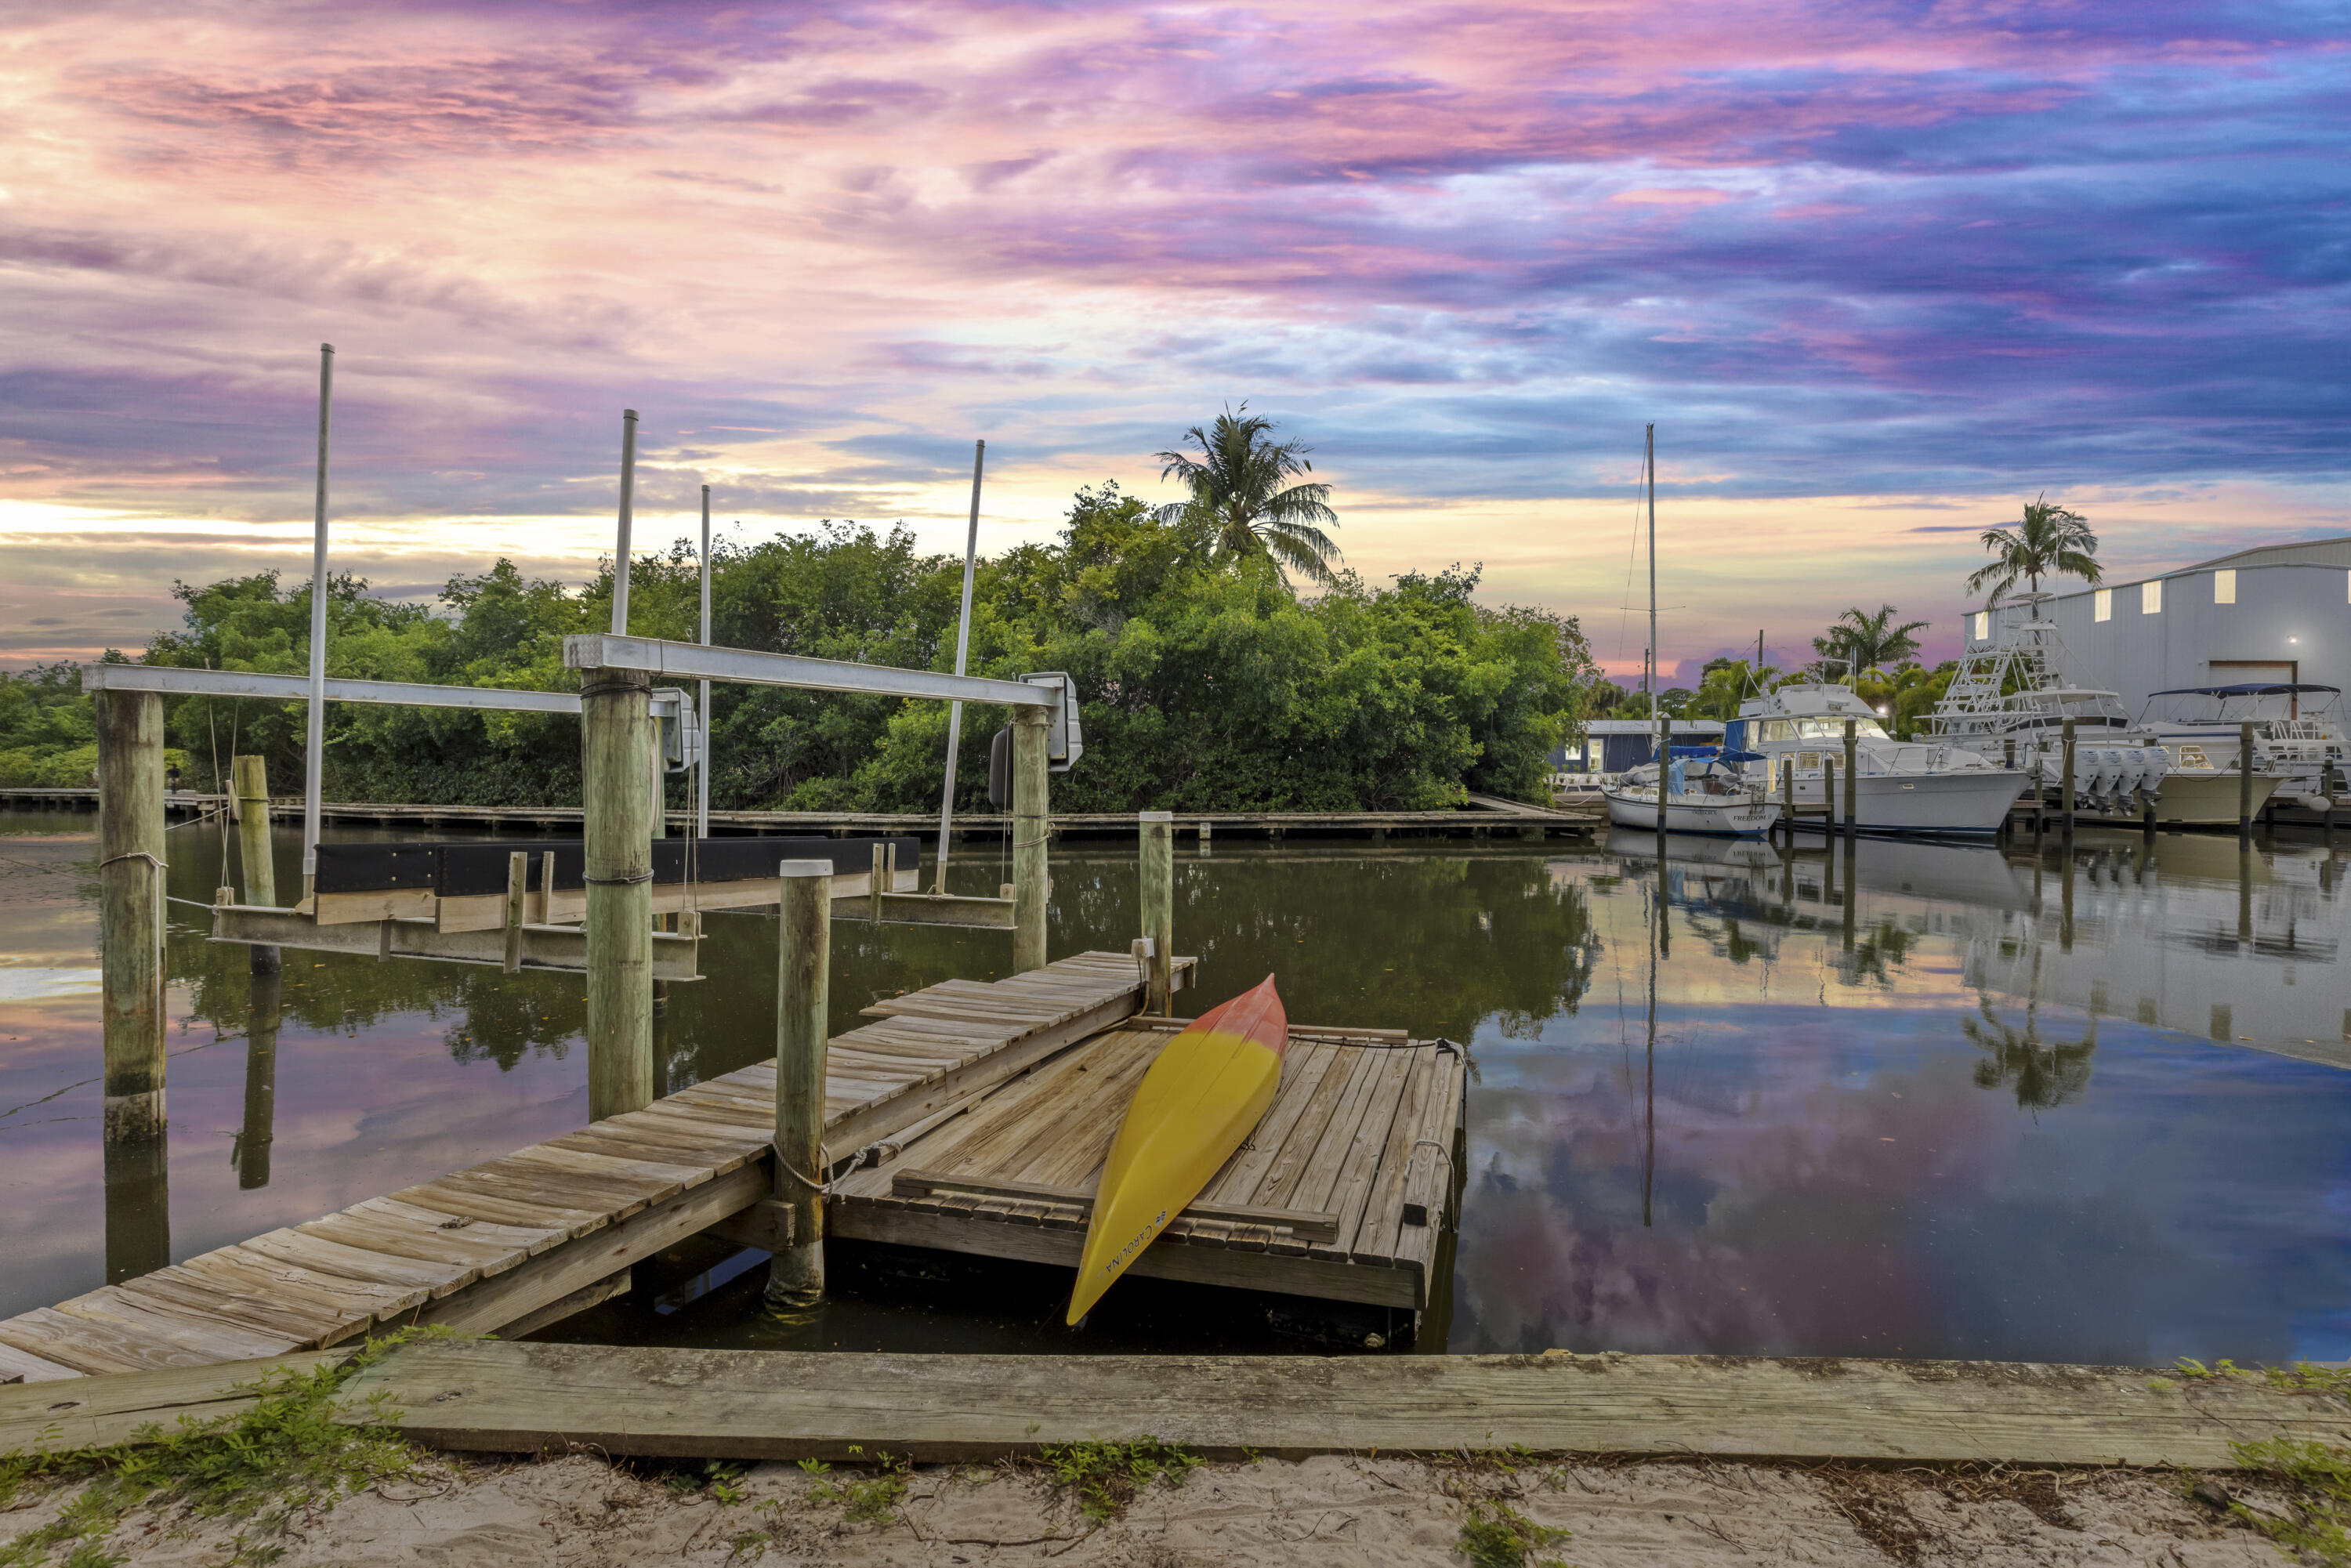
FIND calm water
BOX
[3,808,2346,1363]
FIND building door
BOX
[2210,660,2298,715]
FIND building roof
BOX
[2181,536,2351,574]
[2005,535,2351,607]
[1585,719,1726,734]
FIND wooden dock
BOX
[0,953,1194,1382]
[832,1021,1464,1313]
[0,788,1596,841]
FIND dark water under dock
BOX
[2,809,2346,1364]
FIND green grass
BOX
[1456,1497,1571,1568]
[1034,1438,1201,1520]
[0,1327,455,1568]
[2230,1438,2351,1567]
[797,1449,908,1526]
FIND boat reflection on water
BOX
[1467,824,2351,1367]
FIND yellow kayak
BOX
[1067,975,1288,1324]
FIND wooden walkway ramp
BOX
[0,952,1190,1383]
[831,1021,1465,1314]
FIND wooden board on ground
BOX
[0,1350,350,1454]
[830,1029,1465,1312]
[339,1340,2351,1468]
[0,952,1189,1380]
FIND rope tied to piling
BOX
[581,869,653,885]
[774,1140,899,1199]
[575,676,652,700]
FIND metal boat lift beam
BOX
[83,664,692,720]
[563,634,1056,712]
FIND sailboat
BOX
[1599,426,1780,838]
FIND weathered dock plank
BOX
[0,1351,349,1454]
[336,1340,2351,1468]
[0,953,1189,1379]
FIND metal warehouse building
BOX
[1963,537,2351,714]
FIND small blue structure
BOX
[1550,719,1728,775]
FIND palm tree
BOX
[1965,494,2101,609]
[1154,405,1341,588]
[1812,604,1928,675]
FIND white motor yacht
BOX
[1925,613,2279,825]
[2137,684,2345,813]
[1731,682,2025,835]
[1602,752,1780,836]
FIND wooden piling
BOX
[1824,757,1837,838]
[768,860,834,1310]
[1657,713,1672,837]
[2061,719,2077,838]
[1012,708,1049,973]
[2238,719,2255,844]
[503,852,527,975]
[1780,758,1794,842]
[870,842,886,925]
[98,689,166,1144]
[1842,719,1858,842]
[230,755,279,973]
[581,667,654,1121]
[1139,811,1173,1016]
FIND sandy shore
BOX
[5,1447,2296,1566]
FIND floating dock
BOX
[0,953,1203,1381]
[833,1020,1463,1313]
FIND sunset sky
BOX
[2,1,2344,680]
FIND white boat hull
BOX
[1788,770,2024,836]
[2067,771,2284,825]
[1602,788,1778,837]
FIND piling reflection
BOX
[102,1130,168,1284]
[234,970,279,1190]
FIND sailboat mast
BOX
[1645,424,1657,715]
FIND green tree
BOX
[1966,494,2101,607]
[1813,604,1928,675]
[1154,406,1341,588]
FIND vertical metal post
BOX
[698,483,712,843]
[99,688,166,1144]
[231,754,280,974]
[1139,811,1174,1015]
[237,969,279,1190]
[1012,706,1050,972]
[301,344,334,900]
[2061,719,2078,838]
[1644,424,1657,722]
[2238,719,2255,845]
[935,440,987,893]
[581,666,654,1120]
[1842,719,1858,842]
[610,410,639,635]
[768,859,834,1310]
